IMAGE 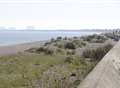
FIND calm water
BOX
[0,30,102,46]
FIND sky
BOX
[0,0,120,30]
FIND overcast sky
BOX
[0,0,120,30]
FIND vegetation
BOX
[25,32,117,88]
[0,53,95,88]
[66,50,75,55]
[104,31,120,41]
[81,34,107,43]
[72,40,86,48]
[82,44,113,61]
[0,31,118,88]
[0,53,65,88]
[35,46,55,55]
[64,42,76,49]
[56,36,62,41]
[65,56,74,63]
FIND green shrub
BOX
[51,38,55,42]
[72,40,86,48]
[65,56,74,63]
[63,37,68,40]
[56,48,65,54]
[44,42,51,46]
[82,44,113,61]
[36,47,54,55]
[81,34,107,43]
[57,43,64,48]
[73,36,78,39]
[73,40,81,47]
[36,47,46,52]
[64,42,76,49]
[81,42,86,46]
[82,49,93,58]
[104,31,120,41]
[66,50,75,55]
[81,35,95,41]
[44,49,54,55]
[56,36,62,40]
[26,48,37,53]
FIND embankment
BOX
[78,40,120,88]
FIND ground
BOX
[0,53,95,88]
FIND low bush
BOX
[36,47,54,55]
[81,34,107,43]
[57,43,64,48]
[81,42,86,46]
[63,37,68,40]
[26,48,37,53]
[51,38,55,42]
[104,32,120,41]
[66,50,75,55]
[82,44,113,61]
[44,42,51,46]
[56,36,62,41]
[64,42,76,49]
[72,40,81,47]
[56,48,65,55]
[65,56,74,63]
[36,47,46,52]
[72,40,86,48]
[44,49,54,55]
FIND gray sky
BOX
[0,0,120,30]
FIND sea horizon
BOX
[0,30,106,46]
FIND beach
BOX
[0,30,103,56]
[0,31,117,88]
[0,41,45,56]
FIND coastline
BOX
[0,31,115,56]
[0,31,117,88]
[0,41,45,56]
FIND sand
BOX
[0,41,45,56]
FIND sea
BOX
[0,30,104,46]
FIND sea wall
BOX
[78,41,120,88]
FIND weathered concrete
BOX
[78,41,120,88]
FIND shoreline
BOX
[0,41,45,56]
[0,30,116,56]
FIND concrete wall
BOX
[78,41,120,88]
